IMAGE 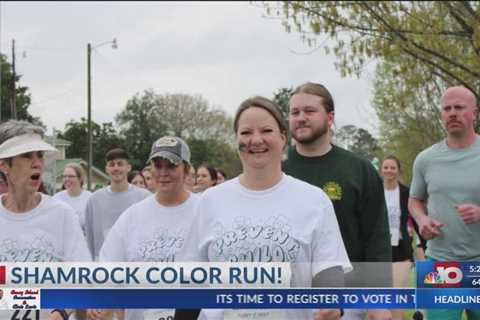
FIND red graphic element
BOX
[0,266,5,285]
[433,262,463,288]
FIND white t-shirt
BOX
[100,193,200,320]
[384,186,401,246]
[181,174,351,320]
[0,194,91,319]
[53,189,92,229]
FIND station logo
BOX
[423,262,463,288]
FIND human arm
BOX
[311,197,350,320]
[408,197,443,240]
[84,198,96,259]
[312,267,344,320]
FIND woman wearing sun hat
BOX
[0,120,91,320]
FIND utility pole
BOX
[86,39,117,191]
[87,43,92,191]
[11,39,17,119]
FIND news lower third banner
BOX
[0,261,479,310]
[416,260,480,309]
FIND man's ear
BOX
[328,111,335,127]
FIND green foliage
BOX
[0,54,43,126]
[373,60,445,183]
[115,90,238,172]
[271,87,293,120]
[188,138,241,179]
[334,125,381,161]
[272,87,294,147]
[262,1,480,182]
[262,1,480,98]
[115,90,166,169]
[58,118,126,170]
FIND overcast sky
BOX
[0,1,378,135]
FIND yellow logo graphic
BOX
[323,182,342,201]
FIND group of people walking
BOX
[0,82,478,320]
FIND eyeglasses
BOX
[62,175,78,179]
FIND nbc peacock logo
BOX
[423,271,443,284]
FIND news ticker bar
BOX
[2,288,480,310]
[41,288,416,309]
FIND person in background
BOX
[194,164,217,192]
[380,155,414,320]
[84,148,150,260]
[142,165,156,193]
[54,163,92,230]
[216,168,227,184]
[128,170,147,189]
[184,165,196,192]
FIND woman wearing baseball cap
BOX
[91,136,200,320]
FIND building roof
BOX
[45,136,72,147]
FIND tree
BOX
[58,118,126,169]
[188,138,241,178]
[262,2,480,99]
[272,87,293,120]
[115,90,236,170]
[115,90,167,169]
[272,87,295,148]
[372,60,445,182]
[334,125,381,162]
[0,54,43,125]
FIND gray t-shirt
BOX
[84,184,150,260]
[410,137,480,260]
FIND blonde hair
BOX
[65,163,86,187]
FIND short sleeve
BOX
[410,152,427,200]
[311,199,352,276]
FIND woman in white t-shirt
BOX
[380,155,416,320]
[88,136,200,320]
[54,162,92,230]
[178,96,351,320]
[0,120,91,320]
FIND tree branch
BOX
[360,2,480,79]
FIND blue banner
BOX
[417,261,480,288]
[40,288,416,309]
[416,289,480,309]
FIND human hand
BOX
[418,215,443,240]
[456,204,480,224]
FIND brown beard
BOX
[291,122,329,144]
